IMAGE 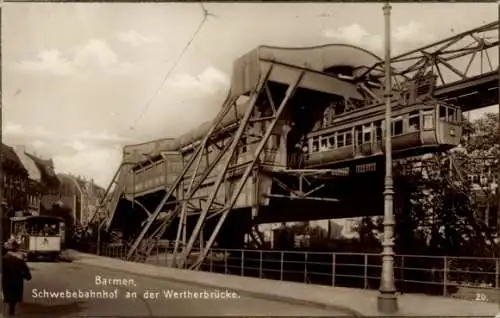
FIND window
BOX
[337,134,345,148]
[328,136,336,149]
[392,119,403,136]
[312,138,319,152]
[356,128,363,145]
[439,105,447,120]
[374,121,383,141]
[320,138,328,151]
[345,132,352,146]
[447,108,456,122]
[363,124,372,143]
[423,112,434,129]
[408,111,420,131]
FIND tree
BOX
[352,112,499,258]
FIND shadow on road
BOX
[15,301,85,317]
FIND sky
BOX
[2,3,498,188]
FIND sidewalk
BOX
[70,251,499,317]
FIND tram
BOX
[303,101,462,168]
[9,215,65,261]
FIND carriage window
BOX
[345,132,353,146]
[363,124,372,143]
[392,119,403,136]
[328,136,336,149]
[447,108,456,122]
[408,111,420,131]
[423,112,434,129]
[337,134,345,148]
[439,105,447,120]
[355,127,363,145]
[374,121,383,141]
[320,138,328,151]
[312,139,319,152]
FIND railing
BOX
[97,245,500,303]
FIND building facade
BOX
[55,174,104,226]
[2,144,29,215]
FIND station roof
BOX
[239,44,382,74]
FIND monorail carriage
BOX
[303,101,462,168]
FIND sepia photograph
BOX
[1,2,499,317]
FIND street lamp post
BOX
[377,1,398,314]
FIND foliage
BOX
[392,112,498,258]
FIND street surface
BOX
[5,261,352,317]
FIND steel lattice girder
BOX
[126,93,239,259]
[89,163,128,228]
[125,65,277,260]
[183,71,305,270]
[359,21,498,95]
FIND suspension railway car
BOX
[304,101,462,168]
[105,44,464,237]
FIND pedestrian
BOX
[2,238,32,316]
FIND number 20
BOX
[475,293,487,302]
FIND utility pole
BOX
[0,2,4,249]
[378,1,398,313]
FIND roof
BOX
[2,144,22,165]
[25,153,60,187]
[243,44,382,74]
[12,146,42,181]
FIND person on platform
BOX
[2,239,32,316]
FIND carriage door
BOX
[360,124,372,156]
[354,126,363,157]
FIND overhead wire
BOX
[90,4,216,226]
[126,3,216,134]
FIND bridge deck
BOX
[71,250,499,317]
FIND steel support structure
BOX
[88,163,123,225]
[184,70,305,270]
[359,20,498,111]
[126,91,240,260]
[126,65,278,260]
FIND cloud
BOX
[322,21,436,54]
[394,21,435,45]
[3,122,131,150]
[17,49,74,76]
[322,24,383,52]
[16,38,135,76]
[72,130,130,143]
[3,123,131,187]
[167,67,230,94]
[53,146,122,187]
[4,122,24,135]
[117,30,161,47]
